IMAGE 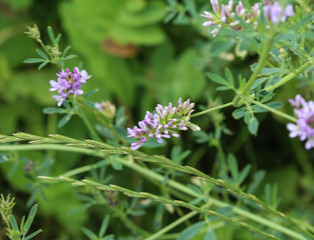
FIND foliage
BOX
[0,0,313,240]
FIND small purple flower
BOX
[201,0,261,37]
[127,98,201,150]
[263,1,294,24]
[25,160,34,172]
[287,95,314,150]
[49,67,90,106]
[211,0,219,14]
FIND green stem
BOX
[0,144,103,156]
[191,102,233,118]
[146,211,198,240]
[116,158,306,240]
[0,144,307,240]
[233,33,275,105]
[77,108,102,142]
[248,98,297,122]
[264,61,312,92]
[241,33,275,95]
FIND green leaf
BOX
[10,215,19,230]
[232,107,246,119]
[55,34,62,44]
[130,210,145,216]
[23,204,38,234]
[247,170,265,194]
[99,215,109,237]
[96,125,114,139]
[204,230,217,240]
[227,154,238,181]
[102,235,114,240]
[261,92,275,103]
[253,102,282,113]
[35,49,49,60]
[178,221,204,240]
[62,46,72,58]
[43,107,65,114]
[189,198,203,205]
[238,164,251,185]
[83,89,98,98]
[68,203,93,216]
[209,206,233,221]
[250,77,268,90]
[224,68,234,86]
[38,61,48,70]
[244,112,250,124]
[206,73,229,86]
[248,117,259,135]
[216,85,232,91]
[82,227,98,239]
[292,12,314,31]
[58,113,73,128]
[23,229,43,240]
[64,54,77,60]
[183,0,197,17]
[47,26,56,44]
[23,58,44,63]
[111,161,123,171]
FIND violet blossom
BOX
[201,0,261,37]
[201,0,294,37]
[49,67,91,106]
[263,1,294,24]
[287,95,314,150]
[127,98,201,150]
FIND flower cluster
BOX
[201,0,260,37]
[95,101,116,119]
[287,95,314,150]
[49,67,91,106]
[263,1,294,24]
[127,98,201,150]
[201,1,294,37]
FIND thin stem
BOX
[0,144,103,156]
[146,211,198,240]
[264,61,312,92]
[80,100,128,145]
[191,102,233,118]
[233,32,275,105]
[116,157,306,240]
[248,98,297,122]
[241,33,275,95]
[77,108,102,142]
[0,143,308,239]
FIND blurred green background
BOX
[0,0,313,239]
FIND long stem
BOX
[77,108,102,142]
[0,144,307,240]
[241,33,275,95]
[191,102,233,118]
[248,98,297,122]
[264,61,312,92]
[146,211,198,240]
[117,159,307,240]
[233,33,275,105]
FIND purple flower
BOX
[287,95,314,150]
[127,98,201,150]
[201,0,261,37]
[25,160,34,172]
[263,1,294,24]
[211,0,219,14]
[49,67,90,106]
